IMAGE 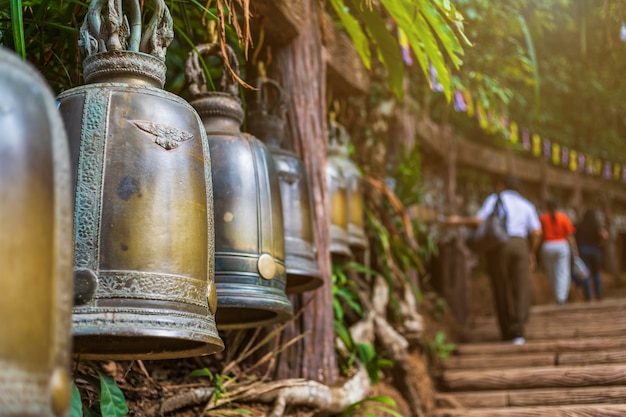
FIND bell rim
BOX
[71,330,224,360]
[285,272,324,294]
[214,282,293,330]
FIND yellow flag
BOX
[476,102,488,129]
[463,90,474,118]
[552,143,560,165]
[569,150,578,171]
[509,121,519,143]
[532,133,541,156]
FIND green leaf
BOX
[97,372,128,417]
[70,383,83,417]
[9,0,26,58]
[82,406,99,417]
[328,0,371,70]
[349,0,405,100]
[189,368,215,379]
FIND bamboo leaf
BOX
[328,0,371,70]
[10,0,26,58]
[349,0,404,100]
[97,372,128,417]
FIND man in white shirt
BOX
[446,175,542,345]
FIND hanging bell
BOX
[56,0,224,359]
[330,121,368,251]
[0,47,73,417]
[246,77,323,294]
[186,44,293,329]
[326,119,352,258]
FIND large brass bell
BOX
[0,47,73,417]
[326,118,352,258]
[56,0,223,359]
[246,77,323,294]
[186,44,293,328]
[329,120,368,250]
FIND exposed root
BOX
[246,363,370,417]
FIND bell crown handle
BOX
[186,43,240,98]
[253,77,287,119]
[79,0,173,61]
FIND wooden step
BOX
[437,386,626,408]
[439,364,626,391]
[433,403,626,417]
[443,352,555,370]
[455,336,626,356]
[444,348,626,369]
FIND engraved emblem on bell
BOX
[246,77,323,293]
[0,46,73,417]
[56,0,224,359]
[186,43,293,329]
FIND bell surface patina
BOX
[0,47,73,417]
[57,0,223,359]
[246,78,323,294]
[329,120,368,251]
[326,119,352,258]
[186,44,293,329]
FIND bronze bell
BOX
[329,121,368,250]
[186,44,293,329]
[326,119,352,258]
[246,78,323,294]
[0,47,73,417]
[56,0,224,359]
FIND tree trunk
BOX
[268,0,337,384]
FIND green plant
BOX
[189,367,235,405]
[328,0,469,101]
[341,395,404,417]
[427,331,456,361]
[71,372,128,417]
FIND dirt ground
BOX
[76,264,626,417]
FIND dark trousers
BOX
[486,237,531,340]
[579,245,603,299]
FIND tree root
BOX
[245,363,370,417]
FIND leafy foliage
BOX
[341,395,405,417]
[327,0,469,101]
[71,373,129,417]
[426,331,456,362]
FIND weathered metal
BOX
[328,120,368,251]
[186,44,293,329]
[326,119,352,258]
[0,46,73,417]
[246,78,323,294]
[56,0,223,359]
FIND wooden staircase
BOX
[433,298,626,416]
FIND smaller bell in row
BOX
[186,43,293,329]
[246,76,323,294]
[326,117,368,259]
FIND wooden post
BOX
[267,0,338,384]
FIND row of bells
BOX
[0,40,365,416]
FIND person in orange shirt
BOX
[540,198,578,305]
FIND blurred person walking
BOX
[575,208,608,301]
[539,198,578,305]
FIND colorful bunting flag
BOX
[532,133,541,156]
[453,90,467,112]
[552,142,560,165]
[398,28,413,66]
[543,138,551,160]
[569,149,578,171]
[522,129,531,150]
[509,121,519,143]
